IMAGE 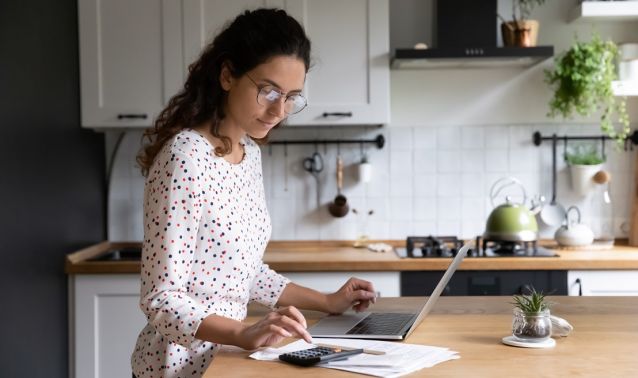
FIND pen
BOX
[316,343,386,355]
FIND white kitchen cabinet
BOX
[282,271,400,297]
[569,1,638,22]
[282,0,390,126]
[81,0,391,129]
[78,0,183,128]
[69,274,145,378]
[567,270,638,296]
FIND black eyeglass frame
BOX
[245,74,307,115]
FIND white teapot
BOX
[554,206,594,247]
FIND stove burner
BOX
[395,236,559,258]
[478,236,558,257]
[405,236,464,258]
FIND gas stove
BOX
[394,236,558,258]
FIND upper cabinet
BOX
[569,1,638,22]
[79,0,390,129]
[284,0,390,126]
[78,0,183,128]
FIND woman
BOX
[131,8,376,378]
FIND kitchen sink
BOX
[87,247,142,261]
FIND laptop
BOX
[308,241,471,340]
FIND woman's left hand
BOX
[326,277,377,314]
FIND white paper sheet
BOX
[249,338,459,378]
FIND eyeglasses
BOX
[245,74,307,115]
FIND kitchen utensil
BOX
[303,152,324,207]
[554,206,594,247]
[328,155,349,217]
[591,170,614,247]
[484,177,539,242]
[540,135,567,226]
[358,155,372,183]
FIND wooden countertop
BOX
[65,240,638,274]
[204,296,638,377]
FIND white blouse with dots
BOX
[131,129,290,378]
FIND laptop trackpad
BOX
[309,312,369,335]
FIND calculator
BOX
[278,346,364,367]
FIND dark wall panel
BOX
[0,1,105,377]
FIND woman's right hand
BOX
[236,306,313,350]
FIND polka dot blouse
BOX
[131,129,290,378]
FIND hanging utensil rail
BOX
[269,134,385,149]
[533,130,638,150]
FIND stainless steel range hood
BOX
[391,0,554,69]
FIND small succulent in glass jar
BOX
[511,288,554,341]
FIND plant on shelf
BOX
[565,143,605,166]
[511,287,553,341]
[565,143,605,196]
[498,0,546,47]
[545,33,630,145]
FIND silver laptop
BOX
[308,241,471,340]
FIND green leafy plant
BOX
[511,287,553,314]
[545,33,630,145]
[565,143,605,165]
[511,0,546,23]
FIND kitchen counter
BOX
[204,296,638,377]
[65,240,638,274]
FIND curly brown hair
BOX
[137,8,310,176]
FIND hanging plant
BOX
[545,33,630,145]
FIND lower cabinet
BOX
[401,270,568,296]
[567,270,638,296]
[69,274,145,378]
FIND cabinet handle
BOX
[117,113,148,120]
[322,112,352,117]
[575,278,583,296]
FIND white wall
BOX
[107,0,638,242]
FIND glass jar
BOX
[512,308,552,342]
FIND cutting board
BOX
[630,150,638,246]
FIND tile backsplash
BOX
[109,124,635,242]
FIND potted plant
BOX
[545,34,631,145]
[499,0,546,47]
[511,287,553,341]
[565,143,605,196]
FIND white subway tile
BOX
[413,127,437,149]
[414,173,437,196]
[437,198,461,220]
[461,173,485,198]
[390,128,414,150]
[388,197,414,221]
[485,149,509,173]
[485,126,509,148]
[461,150,484,173]
[414,197,437,221]
[390,149,413,175]
[437,127,461,149]
[389,174,413,197]
[437,174,462,197]
[413,149,437,173]
[437,150,461,173]
[461,126,485,149]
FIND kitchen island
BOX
[65,242,638,377]
[204,296,638,377]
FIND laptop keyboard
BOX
[346,313,416,335]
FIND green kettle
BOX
[484,178,540,242]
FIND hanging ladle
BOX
[329,152,349,217]
[539,134,566,226]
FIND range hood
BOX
[391,0,554,69]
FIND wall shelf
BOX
[569,1,638,22]
[612,80,638,96]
